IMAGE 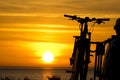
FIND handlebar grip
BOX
[64,14,73,17]
[99,18,110,21]
[64,14,77,20]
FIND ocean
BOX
[0,67,94,80]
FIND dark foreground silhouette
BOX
[101,18,120,80]
[64,14,120,80]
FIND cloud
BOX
[63,0,120,14]
[0,0,67,13]
[0,0,120,17]
[0,0,118,44]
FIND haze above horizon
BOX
[0,0,119,68]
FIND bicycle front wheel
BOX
[70,37,90,80]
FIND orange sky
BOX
[0,0,119,68]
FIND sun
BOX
[42,51,54,63]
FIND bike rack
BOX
[64,14,110,80]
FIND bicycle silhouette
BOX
[64,14,110,80]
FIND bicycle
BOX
[64,14,110,80]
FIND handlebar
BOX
[64,14,110,24]
[64,14,77,20]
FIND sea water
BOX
[0,68,94,80]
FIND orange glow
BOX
[25,42,73,67]
[0,1,118,68]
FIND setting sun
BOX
[42,51,54,63]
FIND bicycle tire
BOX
[70,37,90,80]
